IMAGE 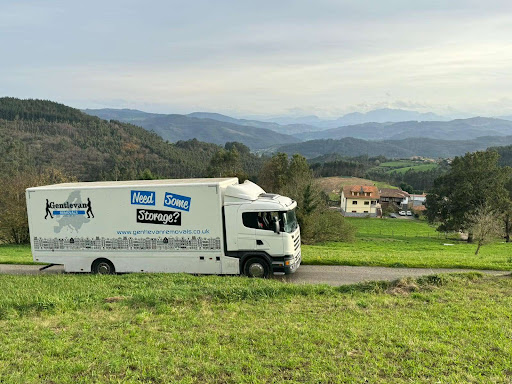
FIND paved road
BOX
[0,264,508,286]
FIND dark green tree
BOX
[207,147,247,181]
[426,151,512,241]
[399,182,414,193]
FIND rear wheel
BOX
[243,257,270,278]
[92,258,115,275]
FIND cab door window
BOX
[242,212,281,231]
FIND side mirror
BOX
[273,217,280,234]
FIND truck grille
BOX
[294,234,301,251]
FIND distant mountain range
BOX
[276,136,512,159]
[297,117,512,141]
[263,108,449,128]
[83,109,302,149]
[84,108,512,159]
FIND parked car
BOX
[406,211,412,216]
[389,213,397,218]
[398,210,406,216]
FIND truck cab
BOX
[223,181,301,277]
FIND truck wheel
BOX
[92,258,115,275]
[243,257,270,278]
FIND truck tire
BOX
[243,257,270,278]
[92,258,115,275]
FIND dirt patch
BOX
[314,177,377,194]
[104,296,130,303]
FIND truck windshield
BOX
[281,209,298,233]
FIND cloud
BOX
[1,1,512,116]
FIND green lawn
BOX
[0,244,41,265]
[1,272,511,383]
[302,218,512,271]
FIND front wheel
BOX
[243,257,270,278]
[92,258,115,275]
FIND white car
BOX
[406,211,413,216]
[398,210,406,216]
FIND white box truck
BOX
[26,178,301,277]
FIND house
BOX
[341,185,381,217]
[379,188,409,209]
[410,194,427,207]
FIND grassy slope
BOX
[1,273,511,383]
[386,163,438,174]
[315,177,397,200]
[302,218,512,270]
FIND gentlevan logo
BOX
[131,190,155,206]
[44,198,94,219]
[164,192,191,212]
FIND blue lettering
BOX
[163,192,191,212]
[131,190,156,206]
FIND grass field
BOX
[302,218,512,271]
[379,161,418,167]
[0,244,42,265]
[386,163,438,174]
[1,272,511,383]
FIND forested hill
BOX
[0,97,252,181]
[276,136,512,159]
[84,108,301,150]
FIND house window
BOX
[352,211,356,213]
[364,211,369,213]
[364,201,369,205]
[371,201,375,205]
[352,201,357,205]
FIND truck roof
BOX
[27,177,239,191]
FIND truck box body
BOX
[26,178,301,275]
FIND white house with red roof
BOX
[341,185,381,217]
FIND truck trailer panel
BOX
[26,178,240,273]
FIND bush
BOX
[301,210,356,244]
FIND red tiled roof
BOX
[342,185,380,199]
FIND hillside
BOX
[0,98,248,181]
[298,117,512,141]
[277,136,512,159]
[188,112,318,134]
[84,109,301,149]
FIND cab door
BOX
[252,211,284,256]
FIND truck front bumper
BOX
[272,251,301,275]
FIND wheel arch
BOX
[239,252,272,275]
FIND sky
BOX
[1,0,512,118]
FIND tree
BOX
[258,153,356,243]
[502,178,512,242]
[207,147,247,181]
[465,206,502,255]
[399,182,414,194]
[0,168,73,244]
[426,151,512,241]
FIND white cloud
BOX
[1,1,512,117]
